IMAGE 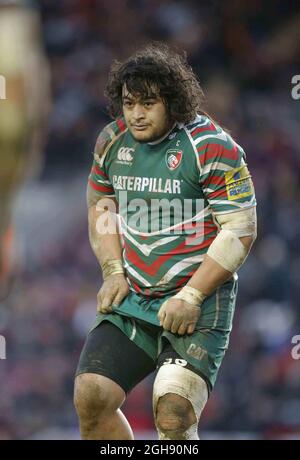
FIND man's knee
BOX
[74,373,124,421]
[152,364,208,440]
[155,393,196,437]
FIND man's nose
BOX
[132,103,146,120]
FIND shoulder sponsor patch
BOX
[225,165,254,200]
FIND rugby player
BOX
[74,43,257,440]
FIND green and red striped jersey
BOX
[88,115,256,297]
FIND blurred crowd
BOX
[0,0,300,439]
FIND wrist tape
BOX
[173,285,206,307]
[101,259,124,280]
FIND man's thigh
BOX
[157,340,212,395]
[76,320,156,394]
[158,326,232,393]
[157,279,238,392]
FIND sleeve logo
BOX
[225,165,254,200]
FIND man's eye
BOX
[144,101,154,107]
[124,101,133,108]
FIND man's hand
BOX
[157,298,201,335]
[97,274,129,313]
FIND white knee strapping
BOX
[153,364,208,440]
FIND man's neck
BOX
[147,122,177,145]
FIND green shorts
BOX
[88,277,238,390]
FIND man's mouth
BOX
[132,124,149,131]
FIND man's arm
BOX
[158,207,257,335]
[88,197,123,266]
[186,235,254,295]
[87,123,130,313]
[88,194,129,314]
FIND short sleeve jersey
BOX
[89,115,256,297]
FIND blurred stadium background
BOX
[0,0,300,440]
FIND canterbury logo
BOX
[117,147,135,162]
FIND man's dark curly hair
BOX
[105,43,210,124]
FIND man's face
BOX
[122,85,172,143]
